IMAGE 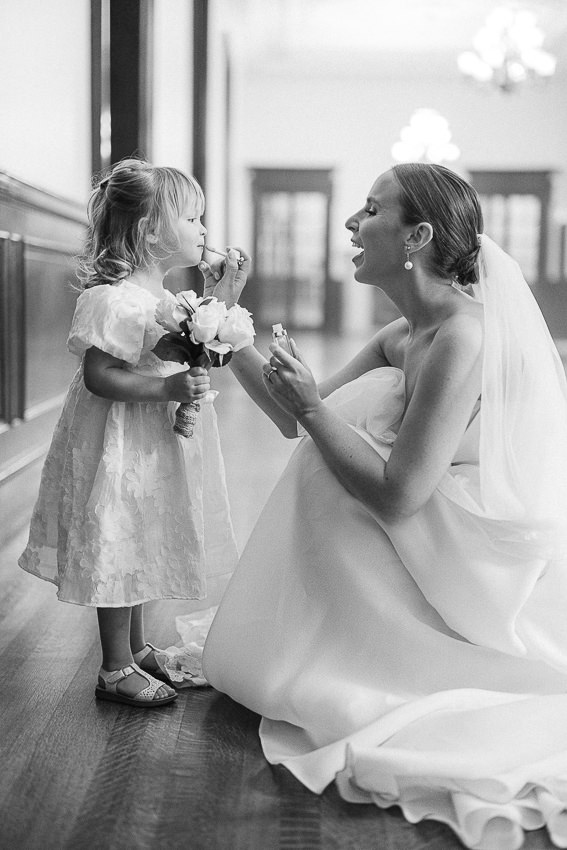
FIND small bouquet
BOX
[155,290,255,437]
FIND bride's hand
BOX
[199,247,251,307]
[262,341,322,419]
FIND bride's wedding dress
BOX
[198,237,567,849]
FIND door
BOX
[248,168,337,330]
[469,170,553,284]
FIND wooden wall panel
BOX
[0,232,25,427]
[0,172,86,543]
[24,241,78,414]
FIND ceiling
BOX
[226,0,567,76]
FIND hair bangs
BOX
[162,168,205,218]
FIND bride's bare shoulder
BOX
[379,317,410,362]
[381,317,410,339]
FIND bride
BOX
[198,163,567,850]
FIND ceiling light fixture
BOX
[391,109,460,165]
[457,6,556,93]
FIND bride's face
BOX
[346,171,407,285]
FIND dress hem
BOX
[19,563,207,607]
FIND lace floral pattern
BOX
[19,282,238,607]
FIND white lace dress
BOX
[19,281,238,607]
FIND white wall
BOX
[204,0,230,249]
[153,0,230,250]
[230,64,567,289]
[0,0,91,202]
[152,0,193,172]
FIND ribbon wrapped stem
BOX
[174,401,201,438]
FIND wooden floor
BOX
[1,331,562,850]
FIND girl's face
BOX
[165,197,207,269]
[345,171,408,286]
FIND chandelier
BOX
[457,7,556,93]
[391,109,460,165]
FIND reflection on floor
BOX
[1,331,565,850]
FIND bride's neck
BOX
[386,272,465,335]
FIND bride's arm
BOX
[318,320,402,399]
[199,250,299,436]
[228,320,397,437]
[200,255,391,432]
[228,345,299,437]
[267,315,483,523]
[229,324,392,438]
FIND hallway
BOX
[2,1,567,845]
[2,330,564,850]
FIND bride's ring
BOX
[266,367,278,382]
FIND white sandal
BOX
[132,642,170,683]
[95,662,177,707]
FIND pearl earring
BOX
[404,245,413,270]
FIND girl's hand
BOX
[261,340,322,419]
[165,367,210,403]
[199,246,251,307]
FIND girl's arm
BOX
[83,347,210,403]
[266,315,483,523]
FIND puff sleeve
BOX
[67,283,158,365]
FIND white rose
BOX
[218,304,255,351]
[155,289,200,331]
[189,297,228,344]
[176,289,200,314]
[155,290,182,332]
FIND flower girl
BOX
[19,158,252,707]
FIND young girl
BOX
[19,158,249,707]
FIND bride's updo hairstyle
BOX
[76,158,205,289]
[392,163,483,286]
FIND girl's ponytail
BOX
[76,158,204,289]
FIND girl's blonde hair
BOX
[76,158,205,289]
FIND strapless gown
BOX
[202,367,567,850]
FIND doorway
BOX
[469,170,553,284]
[248,168,338,331]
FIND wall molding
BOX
[25,236,81,257]
[0,171,86,225]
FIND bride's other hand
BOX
[199,246,251,306]
[262,340,322,419]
